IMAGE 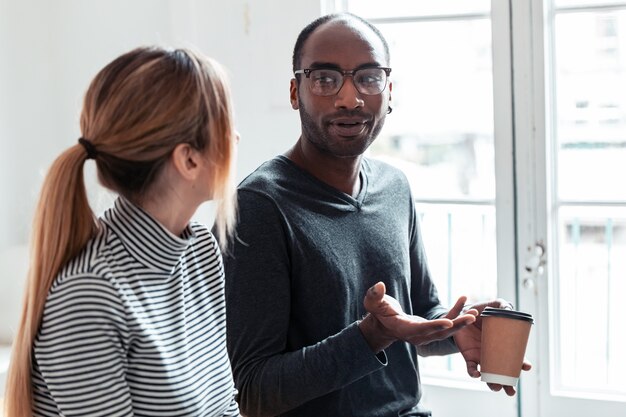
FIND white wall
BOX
[0,0,318,247]
[0,0,321,342]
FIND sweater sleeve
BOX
[223,190,385,417]
[34,275,133,416]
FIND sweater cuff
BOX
[349,321,388,367]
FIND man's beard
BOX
[297,98,386,158]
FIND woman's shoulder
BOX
[52,225,117,289]
[188,221,217,245]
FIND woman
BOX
[5,47,240,416]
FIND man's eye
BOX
[357,74,382,85]
[315,76,335,83]
[312,74,338,87]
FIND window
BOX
[339,0,497,380]
[551,0,626,399]
[331,0,626,415]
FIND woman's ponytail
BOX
[4,145,98,417]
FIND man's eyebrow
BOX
[307,62,341,70]
[306,61,383,70]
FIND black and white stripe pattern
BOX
[32,197,239,416]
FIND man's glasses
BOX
[294,67,391,96]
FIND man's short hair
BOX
[292,13,390,75]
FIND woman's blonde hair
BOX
[4,46,237,416]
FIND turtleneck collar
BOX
[102,197,196,273]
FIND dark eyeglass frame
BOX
[294,67,392,96]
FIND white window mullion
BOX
[509,1,551,417]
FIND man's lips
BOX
[329,116,371,126]
[328,117,370,136]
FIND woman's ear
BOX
[290,78,300,110]
[171,143,201,181]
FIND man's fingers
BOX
[365,288,481,347]
[399,317,453,335]
[487,382,517,396]
[465,360,480,378]
[445,296,467,319]
[488,383,503,392]
[367,281,386,300]
[428,318,454,329]
[363,281,386,313]
[404,316,474,345]
[450,313,477,329]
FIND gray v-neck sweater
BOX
[223,156,456,417]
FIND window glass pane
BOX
[552,2,626,401]
[555,10,626,201]
[554,0,626,8]
[557,207,626,394]
[345,0,489,19]
[343,3,497,379]
[419,204,497,305]
[373,19,495,200]
[418,203,497,376]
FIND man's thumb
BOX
[364,281,386,312]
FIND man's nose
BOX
[334,76,364,109]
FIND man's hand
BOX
[359,282,478,352]
[453,299,533,396]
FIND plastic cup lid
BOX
[480,306,534,324]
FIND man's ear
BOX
[171,143,201,181]
[290,78,300,110]
[388,81,392,102]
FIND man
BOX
[222,13,530,417]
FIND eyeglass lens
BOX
[308,68,388,96]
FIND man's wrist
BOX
[358,313,396,353]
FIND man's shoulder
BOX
[238,156,294,196]
[364,157,410,184]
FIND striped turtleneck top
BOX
[32,197,240,416]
